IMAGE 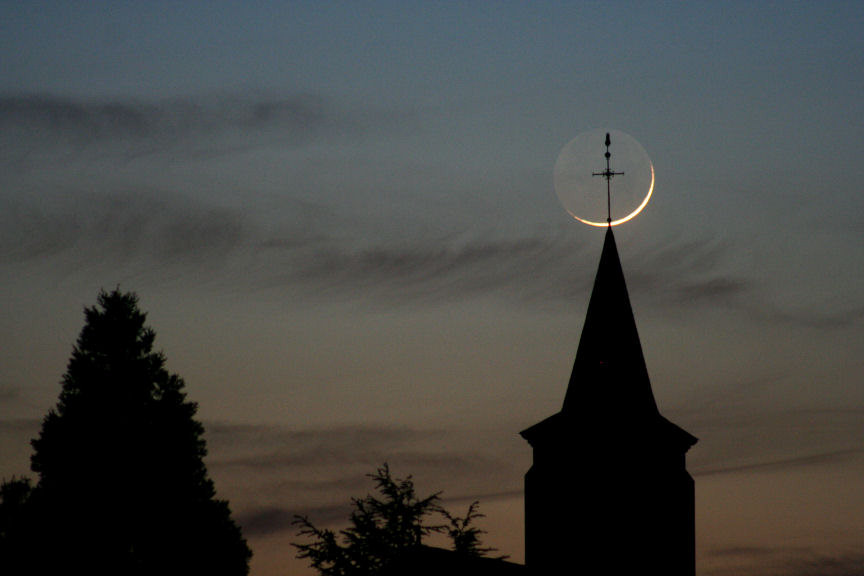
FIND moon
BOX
[553,129,654,227]
[573,163,654,227]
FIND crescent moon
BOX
[571,161,655,227]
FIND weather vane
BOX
[591,133,624,225]
[553,128,655,228]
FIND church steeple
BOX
[520,224,697,576]
[561,226,658,418]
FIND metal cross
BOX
[592,132,624,224]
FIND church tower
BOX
[520,226,697,575]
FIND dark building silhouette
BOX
[521,227,697,575]
[384,546,527,576]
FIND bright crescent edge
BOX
[572,161,655,228]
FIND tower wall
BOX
[523,438,695,576]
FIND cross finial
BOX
[592,132,625,225]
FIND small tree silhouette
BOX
[440,500,496,557]
[2,289,251,575]
[293,464,498,576]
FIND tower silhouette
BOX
[520,227,697,575]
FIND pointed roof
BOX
[521,227,696,450]
[561,226,656,416]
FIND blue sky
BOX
[2,2,863,575]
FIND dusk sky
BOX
[2,2,863,575]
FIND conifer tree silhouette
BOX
[293,464,497,576]
[5,289,250,575]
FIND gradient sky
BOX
[2,2,863,575]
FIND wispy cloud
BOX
[205,422,523,538]
[784,552,864,576]
[0,188,757,315]
[706,546,864,576]
[694,447,864,477]
[672,277,747,305]
[0,189,249,268]
[707,545,782,558]
[207,423,444,470]
[0,91,416,173]
[238,503,351,538]
[749,304,864,330]
[623,235,863,329]
[251,223,755,314]
[682,403,864,477]
[207,423,520,487]
[0,93,329,149]
[267,232,585,305]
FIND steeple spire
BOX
[561,226,657,419]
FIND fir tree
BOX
[4,289,251,575]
